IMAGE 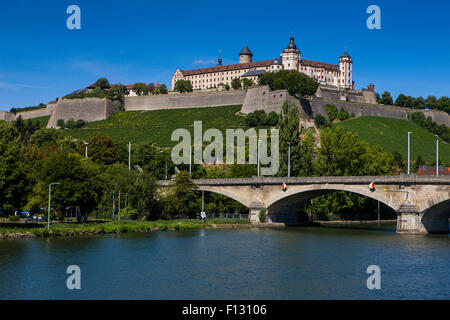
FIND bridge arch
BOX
[196,185,251,208]
[265,184,400,223]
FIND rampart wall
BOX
[301,97,450,127]
[47,98,118,128]
[124,90,247,111]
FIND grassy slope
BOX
[333,116,450,163]
[64,105,247,147]
[29,115,50,128]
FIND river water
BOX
[0,225,448,300]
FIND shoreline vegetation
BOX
[0,219,255,239]
[0,218,399,240]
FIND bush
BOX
[259,208,267,223]
[65,118,77,129]
[57,119,65,128]
[120,207,140,220]
[8,215,20,222]
[326,104,338,122]
[314,114,328,128]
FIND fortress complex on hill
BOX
[171,36,354,91]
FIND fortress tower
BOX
[281,36,301,71]
[339,50,353,89]
[239,45,253,64]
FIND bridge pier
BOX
[396,201,426,234]
[396,201,449,234]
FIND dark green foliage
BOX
[174,80,193,93]
[10,103,46,114]
[378,91,393,105]
[326,104,338,122]
[231,78,241,90]
[411,112,449,143]
[337,108,350,121]
[57,119,65,128]
[163,171,200,218]
[244,110,279,127]
[314,114,328,128]
[242,78,254,90]
[132,83,150,96]
[258,70,319,96]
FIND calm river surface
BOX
[0,225,448,300]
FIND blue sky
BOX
[0,0,449,110]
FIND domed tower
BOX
[339,49,353,89]
[281,35,301,70]
[239,45,253,64]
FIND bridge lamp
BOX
[48,183,61,230]
[435,135,439,176]
[287,142,291,178]
[407,132,412,175]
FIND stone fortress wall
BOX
[47,98,119,128]
[1,85,449,128]
[124,90,247,111]
[0,103,57,122]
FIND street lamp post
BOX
[48,183,61,230]
[128,142,131,171]
[436,135,439,176]
[407,132,411,174]
[84,142,89,157]
[257,139,261,177]
[287,142,291,178]
[189,145,192,176]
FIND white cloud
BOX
[192,59,215,66]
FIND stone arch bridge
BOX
[158,175,450,234]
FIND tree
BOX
[225,84,230,91]
[132,83,150,96]
[148,83,155,94]
[93,78,110,90]
[314,114,328,128]
[326,104,338,122]
[109,84,127,101]
[65,118,77,129]
[174,80,193,93]
[242,78,254,90]
[315,126,395,176]
[85,134,119,165]
[414,155,425,172]
[26,152,103,216]
[163,171,200,218]
[231,77,241,90]
[337,108,350,121]
[259,70,319,96]
[29,128,64,151]
[278,101,301,177]
[134,142,174,179]
[159,84,168,94]
[392,151,404,171]
[0,123,32,213]
[378,91,393,105]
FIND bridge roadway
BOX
[158,174,450,234]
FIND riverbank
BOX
[0,219,286,239]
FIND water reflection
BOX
[0,225,448,300]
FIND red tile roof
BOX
[301,59,339,71]
[180,60,274,76]
[416,166,450,176]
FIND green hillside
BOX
[333,116,450,163]
[64,105,248,147]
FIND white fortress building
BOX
[171,36,354,91]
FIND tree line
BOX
[377,91,450,114]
